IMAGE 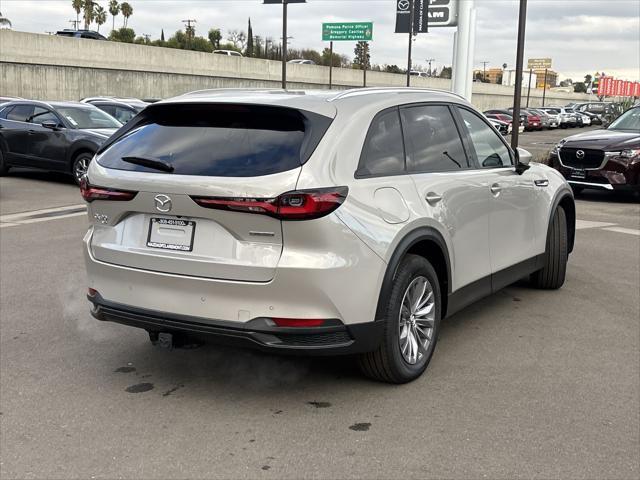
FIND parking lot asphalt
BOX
[1,126,638,479]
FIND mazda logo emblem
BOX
[576,150,585,159]
[398,0,410,11]
[154,194,172,213]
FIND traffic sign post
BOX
[264,0,306,89]
[322,22,373,89]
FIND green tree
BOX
[208,28,221,49]
[321,47,341,67]
[384,64,403,74]
[109,26,135,42]
[120,2,132,28]
[71,0,83,28]
[584,74,593,85]
[82,0,95,29]
[353,41,370,70]
[108,0,119,32]
[573,82,587,93]
[439,66,452,79]
[0,11,11,28]
[160,29,165,42]
[246,18,254,57]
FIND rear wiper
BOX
[121,156,174,172]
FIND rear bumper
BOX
[89,293,384,356]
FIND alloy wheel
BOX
[398,276,435,365]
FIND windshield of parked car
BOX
[56,106,122,129]
[608,108,640,131]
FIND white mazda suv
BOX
[82,88,575,383]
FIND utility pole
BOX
[69,20,80,30]
[426,58,435,77]
[406,0,415,87]
[481,60,490,82]
[182,19,196,47]
[526,68,533,107]
[542,68,548,106]
[282,0,288,88]
[363,42,368,87]
[142,34,151,43]
[511,0,527,151]
[452,0,476,100]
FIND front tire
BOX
[358,255,441,384]
[531,207,568,289]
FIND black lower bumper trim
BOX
[88,295,384,356]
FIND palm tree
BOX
[120,2,132,28]
[108,0,119,32]
[94,5,107,33]
[71,0,83,28]
[82,0,95,30]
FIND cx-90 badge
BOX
[154,194,172,213]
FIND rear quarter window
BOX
[97,104,332,177]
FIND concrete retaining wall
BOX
[1,30,589,110]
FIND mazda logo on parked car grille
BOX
[154,194,172,213]
[576,150,585,159]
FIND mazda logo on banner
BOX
[395,0,458,33]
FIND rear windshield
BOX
[97,104,331,177]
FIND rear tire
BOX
[0,150,9,176]
[358,254,441,384]
[531,207,568,289]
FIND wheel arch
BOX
[67,143,97,172]
[375,227,452,322]
[551,188,576,253]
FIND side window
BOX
[97,105,116,117]
[457,108,513,168]
[356,108,405,177]
[400,105,468,173]
[114,107,136,124]
[5,105,34,122]
[29,107,59,124]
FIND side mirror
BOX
[41,120,60,130]
[515,147,532,174]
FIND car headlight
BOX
[551,139,567,155]
[621,149,639,158]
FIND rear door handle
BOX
[534,179,549,187]
[490,183,502,196]
[425,192,442,205]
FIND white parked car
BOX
[213,50,242,57]
[288,59,316,65]
[82,88,575,383]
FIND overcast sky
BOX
[2,0,639,81]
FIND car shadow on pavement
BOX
[574,189,639,204]
[83,283,535,398]
[5,168,76,186]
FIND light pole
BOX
[511,0,527,151]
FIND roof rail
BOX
[327,87,466,102]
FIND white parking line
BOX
[603,227,640,237]
[0,204,87,228]
[575,220,617,230]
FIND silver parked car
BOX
[82,88,575,383]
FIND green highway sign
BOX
[322,22,373,41]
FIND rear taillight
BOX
[191,187,348,221]
[80,178,137,203]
